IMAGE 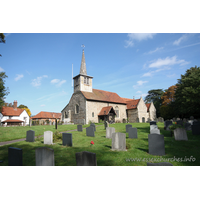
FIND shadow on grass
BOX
[104,145,112,149]
[137,147,148,153]
[101,136,106,138]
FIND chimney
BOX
[13,100,17,110]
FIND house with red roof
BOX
[61,50,156,124]
[0,101,30,126]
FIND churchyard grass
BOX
[0,122,199,166]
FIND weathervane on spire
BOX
[81,44,85,51]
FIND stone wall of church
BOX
[149,102,157,121]
[61,92,86,124]
[86,101,127,124]
[137,98,149,122]
[80,76,93,92]
[127,109,138,122]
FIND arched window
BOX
[75,104,79,114]
[115,106,119,118]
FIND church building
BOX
[61,50,156,124]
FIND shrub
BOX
[169,123,185,131]
[122,118,126,123]
[53,130,62,142]
[126,143,131,149]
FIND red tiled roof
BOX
[126,99,140,110]
[31,111,62,119]
[81,89,127,104]
[121,97,133,102]
[98,106,116,116]
[1,107,25,116]
[2,119,24,123]
[146,103,151,112]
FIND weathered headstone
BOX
[176,120,183,126]
[62,133,72,146]
[142,117,145,123]
[86,126,95,137]
[174,128,188,141]
[185,122,192,131]
[112,132,126,151]
[8,147,23,166]
[26,130,35,142]
[192,124,200,135]
[106,127,115,139]
[150,124,158,131]
[44,131,53,144]
[164,120,173,131]
[35,147,54,166]
[158,117,164,123]
[150,128,160,134]
[77,125,83,132]
[29,119,32,127]
[147,162,173,166]
[148,134,165,156]
[90,123,96,131]
[126,124,132,133]
[128,127,138,139]
[177,118,181,121]
[76,151,97,166]
[150,121,157,125]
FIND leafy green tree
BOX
[144,89,165,117]
[174,66,200,118]
[0,33,6,57]
[0,72,9,112]
[18,104,31,116]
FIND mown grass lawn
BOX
[0,122,199,166]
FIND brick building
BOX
[61,50,156,124]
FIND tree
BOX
[0,72,9,112]
[4,102,13,107]
[161,85,177,106]
[174,66,200,118]
[144,89,165,117]
[0,33,6,57]
[18,104,31,116]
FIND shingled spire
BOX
[80,49,87,75]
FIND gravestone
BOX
[8,147,23,166]
[158,117,164,123]
[112,132,126,151]
[183,118,187,123]
[150,121,157,125]
[188,120,193,125]
[174,128,188,141]
[29,119,32,127]
[164,120,173,131]
[76,151,97,166]
[77,125,83,132]
[136,117,139,123]
[176,120,183,126]
[142,117,145,123]
[177,118,180,120]
[44,131,53,144]
[128,127,138,139]
[185,122,192,131]
[49,121,52,125]
[35,147,54,166]
[55,119,57,129]
[90,123,96,131]
[150,125,158,131]
[86,126,95,137]
[150,128,160,135]
[26,130,35,142]
[155,118,158,123]
[126,124,132,133]
[62,133,72,146]
[192,124,200,135]
[106,127,115,139]
[147,162,173,166]
[148,134,165,156]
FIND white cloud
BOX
[51,79,66,87]
[125,33,156,48]
[149,56,188,68]
[0,67,4,72]
[31,75,48,87]
[142,72,154,77]
[136,91,142,93]
[40,104,45,107]
[133,80,148,89]
[15,74,24,81]
[173,34,188,45]
[145,47,164,54]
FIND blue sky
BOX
[1,33,200,115]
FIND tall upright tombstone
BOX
[29,119,32,127]
[192,124,200,135]
[150,125,158,131]
[128,127,138,139]
[26,130,35,142]
[86,126,95,137]
[44,131,53,144]
[148,134,165,156]
[150,121,157,125]
[126,124,132,133]
[90,123,96,131]
[35,147,55,166]
[106,127,115,139]
[76,151,97,166]
[77,125,83,132]
[62,133,72,146]
[185,122,192,131]
[8,147,23,166]
[112,132,126,151]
